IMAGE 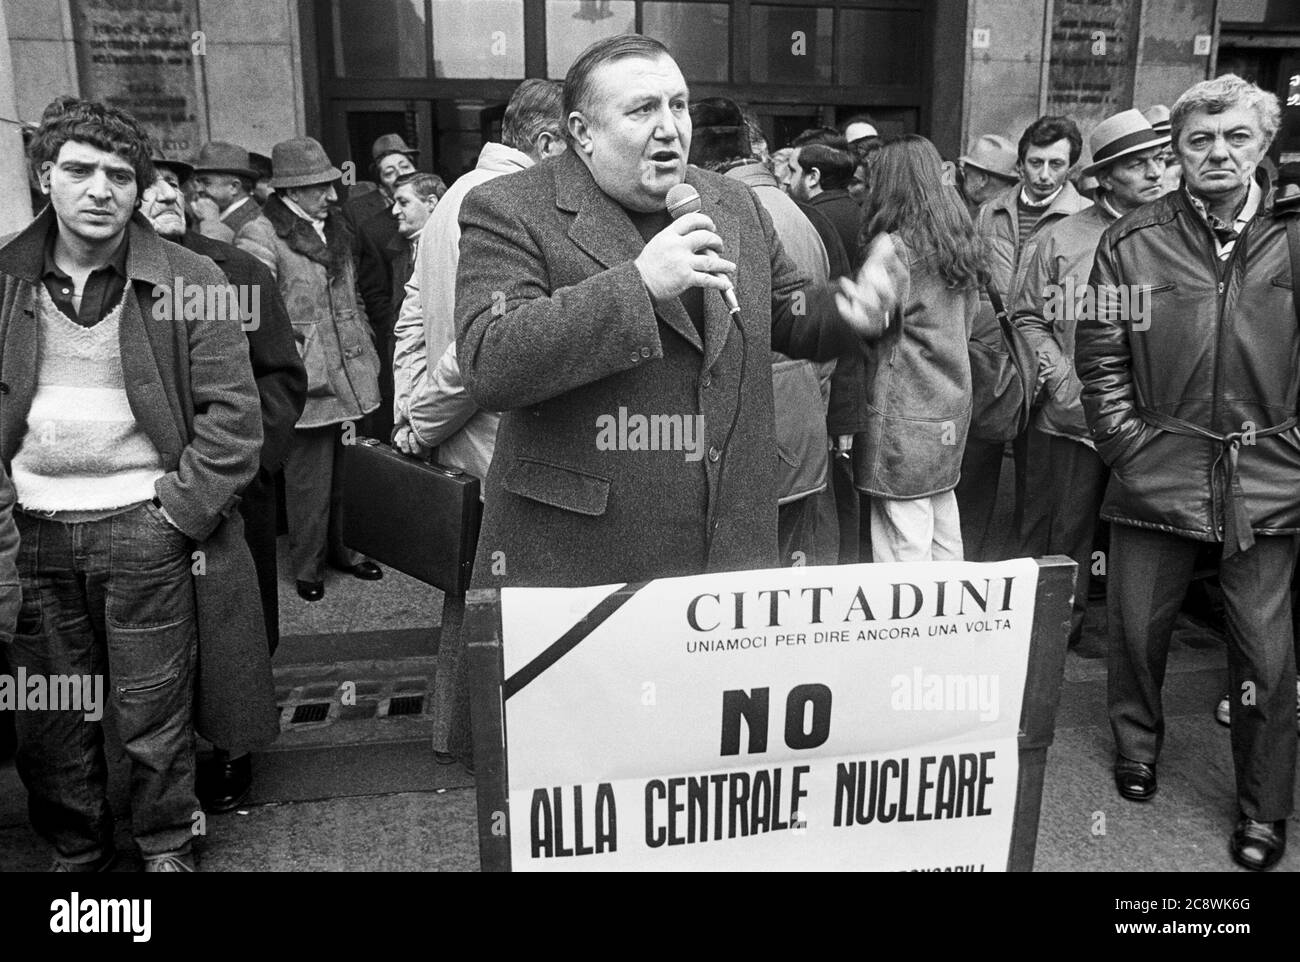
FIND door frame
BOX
[324,99,436,182]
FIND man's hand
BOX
[392,425,430,458]
[192,196,223,225]
[634,212,736,302]
[835,234,906,340]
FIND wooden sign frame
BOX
[467,556,1076,872]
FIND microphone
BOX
[665,183,741,317]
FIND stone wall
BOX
[5,0,304,157]
[963,0,1216,164]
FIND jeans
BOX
[7,502,198,862]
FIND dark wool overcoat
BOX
[456,151,862,588]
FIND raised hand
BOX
[835,233,907,340]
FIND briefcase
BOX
[341,438,482,595]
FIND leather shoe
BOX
[1231,817,1286,871]
[198,752,252,813]
[1114,757,1157,801]
[336,560,383,581]
[296,580,325,601]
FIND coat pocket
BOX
[297,325,333,398]
[503,457,611,516]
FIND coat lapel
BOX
[690,169,740,372]
[121,217,186,462]
[556,153,704,353]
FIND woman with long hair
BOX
[854,134,988,561]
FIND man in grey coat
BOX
[456,35,901,590]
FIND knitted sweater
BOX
[11,286,165,510]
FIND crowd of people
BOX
[0,31,1296,873]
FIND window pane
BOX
[430,0,525,78]
[750,5,833,85]
[838,8,923,87]
[332,0,427,78]
[642,3,730,83]
[546,0,636,79]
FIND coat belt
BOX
[1139,408,1299,557]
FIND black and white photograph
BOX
[0,0,1298,914]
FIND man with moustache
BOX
[1011,109,1168,648]
[455,34,903,591]
[141,155,306,811]
[1075,75,1299,870]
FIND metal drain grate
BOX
[291,702,331,724]
[386,695,424,717]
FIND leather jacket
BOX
[1075,175,1300,545]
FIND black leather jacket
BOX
[1075,174,1300,545]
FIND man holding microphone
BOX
[455,34,904,589]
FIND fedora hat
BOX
[1142,104,1172,137]
[192,141,257,180]
[1083,109,1170,177]
[959,134,1019,181]
[269,137,342,189]
[370,133,418,163]
[150,151,194,182]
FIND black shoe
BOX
[296,580,325,601]
[198,752,253,814]
[433,750,457,766]
[1114,757,1157,801]
[1231,817,1286,871]
[335,560,382,581]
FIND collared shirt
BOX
[1020,184,1064,209]
[280,195,328,242]
[220,195,252,222]
[40,228,129,328]
[1096,193,1126,222]
[1185,179,1260,260]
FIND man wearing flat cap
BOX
[236,137,384,603]
[1011,108,1169,648]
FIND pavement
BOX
[1,461,1297,872]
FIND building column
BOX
[0,0,35,236]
